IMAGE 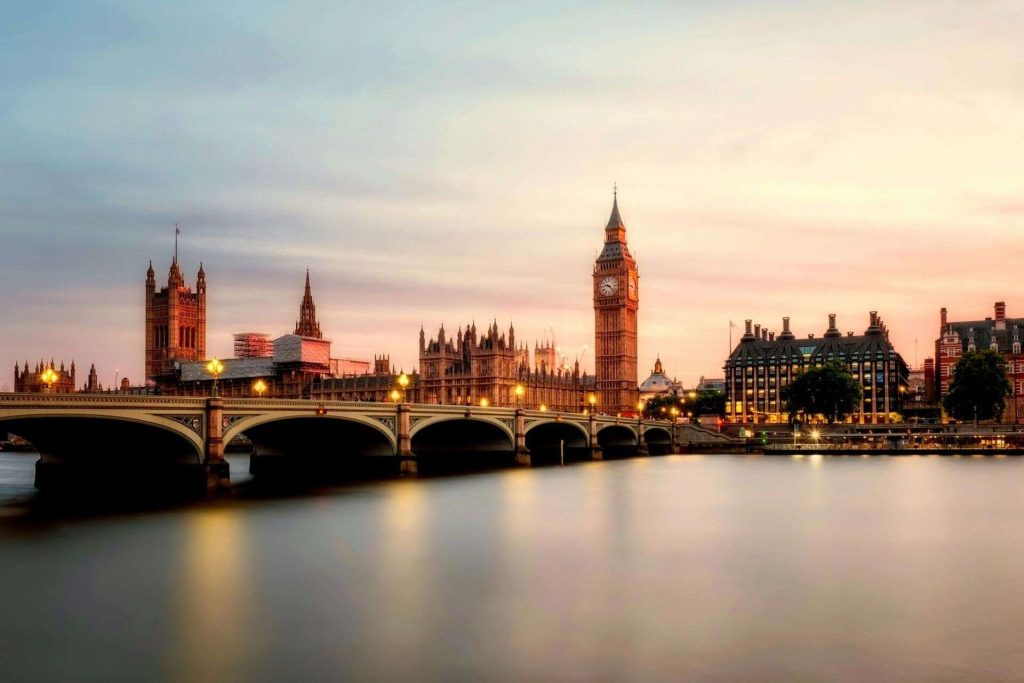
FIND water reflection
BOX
[4,454,1024,680]
[170,509,249,680]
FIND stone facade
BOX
[14,360,76,393]
[145,257,206,383]
[417,322,588,410]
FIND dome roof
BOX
[638,357,679,395]
[639,372,674,393]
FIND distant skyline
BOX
[3,1,1024,390]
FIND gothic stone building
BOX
[725,313,909,424]
[160,271,333,398]
[417,322,588,411]
[593,191,639,414]
[14,360,77,393]
[936,302,1024,422]
[145,257,206,385]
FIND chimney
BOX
[828,313,836,329]
[870,311,878,327]
[940,307,947,327]
[996,301,1006,321]
[745,319,752,336]
[769,332,775,341]
[783,317,791,334]
[762,329,768,341]
[754,324,761,339]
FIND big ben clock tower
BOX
[593,189,639,413]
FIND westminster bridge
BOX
[0,393,732,491]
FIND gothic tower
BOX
[145,256,206,382]
[294,270,323,339]
[593,190,639,413]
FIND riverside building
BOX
[936,302,1024,422]
[724,313,909,424]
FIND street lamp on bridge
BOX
[480,397,489,408]
[40,367,59,393]
[398,372,410,403]
[253,379,267,398]
[205,357,224,397]
[514,384,525,407]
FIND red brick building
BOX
[935,301,1024,422]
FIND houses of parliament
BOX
[24,193,642,412]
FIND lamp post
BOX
[205,357,224,397]
[390,389,401,403]
[588,393,597,415]
[253,379,267,398]
[40,367,58,393]
[539,404,547,412]
[480,397,489,408]
[637,400,646,446]
[398,372,410,403]
[514,383,525,407]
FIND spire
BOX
[606,184,624,231]
[293,270,322,339]
[598,186,631,259]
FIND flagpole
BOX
[174,223,179,262]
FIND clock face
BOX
[628,276,637,298]
[599,276,618,296]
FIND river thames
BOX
[3,452,1024,681]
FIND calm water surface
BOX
[3,452,1024,682]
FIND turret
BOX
[197,261,206,294]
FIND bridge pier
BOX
[589,412,603,461]
[637,421,649,456]
[205,397,230,492]
[397,403,417,476]
[514,408,531,466]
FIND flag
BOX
[175,225,180,235]
[729,319,737,328]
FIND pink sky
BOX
[3,1,1023,389]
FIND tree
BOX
[782,361,862,424]
[639,390,724,420]
[943,349,1011,424]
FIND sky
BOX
[2,0,1024,390]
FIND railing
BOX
[0,392,205,407]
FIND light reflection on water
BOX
[3,452,1024,680]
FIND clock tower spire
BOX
[593,189,639,414]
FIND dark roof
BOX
[727,331,905,366]
[944,318,1024,353]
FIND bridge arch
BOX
[524,419,590,465]
[642,425,673,455]
[224,412,397,453]
[0,411,205,490]
[596,423,639,458]
[410,416,515,474]
[226,413,397,480]
[0,411,204,460]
